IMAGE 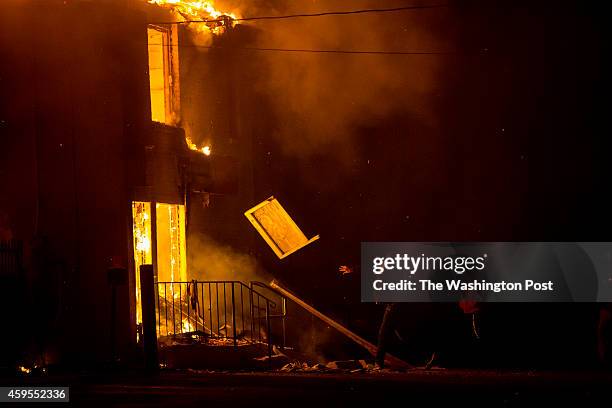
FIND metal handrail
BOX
[250,281,287,318]
[153,279,275,360]
[250,281,288,349]
[156,280,278,309]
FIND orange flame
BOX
[148,1,238,35]
[182,318,195,333]
[186,136,212,156]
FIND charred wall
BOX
[179,25,267,272]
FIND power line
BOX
[148,43,462,55]
[199,45,459,56]
[149,3,450,25]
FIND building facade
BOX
[0,0,259,367]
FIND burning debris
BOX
[15,363,48,376]
[148,0,238,36]
[277,360,405,374]
[252,347,383,373]
[17,366,31,375]
[186,136,212,156]
[159,332,252,347]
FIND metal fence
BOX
[155,280,286,354]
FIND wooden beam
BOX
[269,280,412,369]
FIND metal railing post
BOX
[266,301,272,363]
[171,283,176,335]
[231,283,237,347]
[249,286,255,343]
[179,283,183,333]
[281,297,287,350]
[164,284,168,336]
[156,281,161,338]
[215,283,220,337]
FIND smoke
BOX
[185,234,273,338]
[187,233,270,282]
[224,0,451,160]
[173,0,451,165]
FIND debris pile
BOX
[158,332,252,347]
[279,360,384,374]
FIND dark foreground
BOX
[3,369,611,407]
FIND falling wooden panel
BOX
[245,197,319,259]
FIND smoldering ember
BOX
[0,0,609,406]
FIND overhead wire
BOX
[149,3,450,25]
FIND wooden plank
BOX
[245,197,319,259]
[269,280,412,369]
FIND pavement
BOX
[3,369,611,407]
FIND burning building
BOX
[0,0,607,385]
[0,0,266,367]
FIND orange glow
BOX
[132,201,187,339]
[147,26,180,125]
[182,318,195,333]
[148,1,238,35]
[18,366,32,375]
[186,136,212,156]
[148,28,167,123]
[132,202,152,328]
[155,203,187,286]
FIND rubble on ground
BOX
[278,359,400,374]
[158,332,252,347]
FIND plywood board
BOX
[245,197,319,259]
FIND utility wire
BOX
[193,45,458,55]
[150,4,450,25]
[146,4,456,55]
[147,43,463,56]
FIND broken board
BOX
[244,197,319,259]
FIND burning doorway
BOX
[132,201,187,332]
